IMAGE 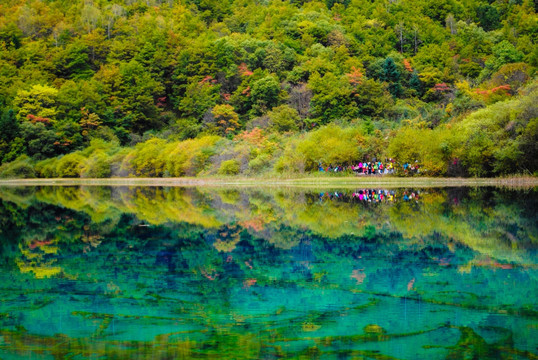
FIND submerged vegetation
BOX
[0,0,537,178]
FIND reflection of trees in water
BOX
[315,188,421,203]
[1,186,537,248]
[0,186,536,358]
[0,185,536,262]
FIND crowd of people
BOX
[318,159,421,175]
[318,189,421,203]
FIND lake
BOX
[0,185,536,359]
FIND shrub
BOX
[164,136,221,176]
[0,155,35,178]
[56,153,85,177]
[455,82,538,176]
[387,126,461,176]
[81,151,111,178]
[281,125,364,171]
[273,125,370,173]
[35,158,59,178]
[128,138,167,177]
[274,140,305,173]
[218,159,240,175]
[248,153,272,173]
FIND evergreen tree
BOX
[0,109,23,164]
[382,57,402,98]
[409,72,423,96]
[476,4,500,32]
[0,109,19,143]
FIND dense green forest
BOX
[0,0,536,178]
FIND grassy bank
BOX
[0,175,537,189]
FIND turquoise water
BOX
[0,186,536,359]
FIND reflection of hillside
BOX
[0,186,537,358]
[388,190,537,264]
[0,186,536,266]
[33,186,225,228]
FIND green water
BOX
[0,186,536,359]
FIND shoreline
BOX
[0,176,537,188]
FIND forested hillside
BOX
[0,0,536,178]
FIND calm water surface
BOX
[0,186,536,359]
